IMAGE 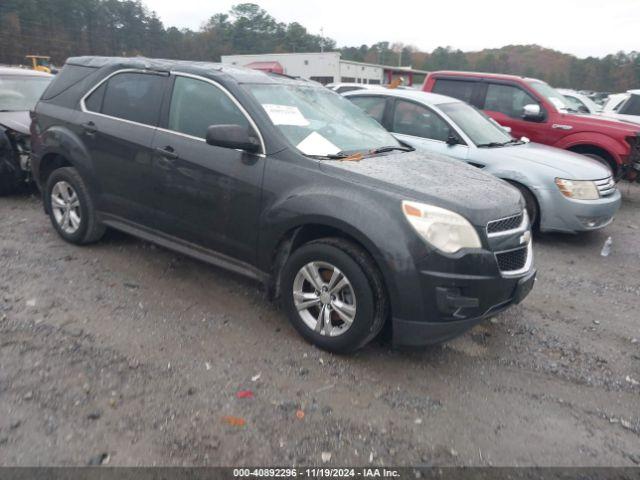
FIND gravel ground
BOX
[0,183,639,467]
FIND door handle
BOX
[81,121,97,135]
[154,146,178,160]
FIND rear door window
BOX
[168,76,249,139]
[432,79,475,103]
[348,95,387,123]
[392,99,451,141]
[94,72,166,126]
[483,83,538,119]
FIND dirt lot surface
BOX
[0,184,639,467]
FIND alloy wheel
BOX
[51,181,81,235]
[292,261,357,337]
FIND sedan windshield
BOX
[245,83,401,157]
[527,80,573,112]
[0,76,51,111]
[439,101,513,146]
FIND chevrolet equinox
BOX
[31,57,536,353]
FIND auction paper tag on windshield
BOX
[296,131,341,156]
[262,104,310,126]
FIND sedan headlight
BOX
[555,178,599,200]
[402,201,482,253]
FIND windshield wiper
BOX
[477,141,506,148]
[305,151,353,160]
[370,145,414,154]
[478,139,523,148]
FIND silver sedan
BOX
[344,88,621,233]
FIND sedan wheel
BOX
[51,180,82,235]
[293,261,357,337]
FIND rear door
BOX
[150,74,265,262]
[79,70,168,226]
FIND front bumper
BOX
[538,187,622,233]
[393,269,536,346]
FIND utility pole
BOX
[320,27,324,53]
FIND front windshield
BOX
[0,76,51,111]
[439,101,513,146]
[527,80,573,112]
[245,84,401,157]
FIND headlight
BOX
[555,178,599,200]
[402,201,482,253]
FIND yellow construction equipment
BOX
[25,55,52,73]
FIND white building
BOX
[221,52,428,87]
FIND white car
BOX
[343,88,620,234]
[600,90,640,125]
[557,88,602,114]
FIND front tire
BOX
[507,181,539,231]
[280,238,387,353]
[45,167,105,245]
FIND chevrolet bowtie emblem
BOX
[520,231,531,245]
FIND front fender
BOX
[552,132,627,165]
[259,184,419,322]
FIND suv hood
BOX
[0,111,30,135]
[320,150,523,227]
[477,142,612,179]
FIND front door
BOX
[389,98,469,161]
[151,74,265,263]
[480,82,549,144]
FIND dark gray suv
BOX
[31,57,536,353]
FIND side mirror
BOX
[577,105,589,114]
[522,104,543,121]
[206,124,261,153]
[446,132,461,146]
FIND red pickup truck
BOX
[423,71,640,181]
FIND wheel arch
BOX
[266,220,396,323]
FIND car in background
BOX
[31,56,535,352]
[0,67,52,195]
[600,90,640,125]
[423,71,640,181]
[344,88,620,233]
[557,88,602,114]
[326,82,384,94]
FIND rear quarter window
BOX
[432,79,475,103]
[41,65,96,100]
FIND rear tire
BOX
[280,238,387,353]
[44,167,105,245]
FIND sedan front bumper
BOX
[538,187,622,233]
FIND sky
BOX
[144,0,638,58]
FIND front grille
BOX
[487,213,523,235]
[496,246,528,273]
[594,176,616,196]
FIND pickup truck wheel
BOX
[583,154,617,179]
[281,238,387,353]
[45,167,105,245]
